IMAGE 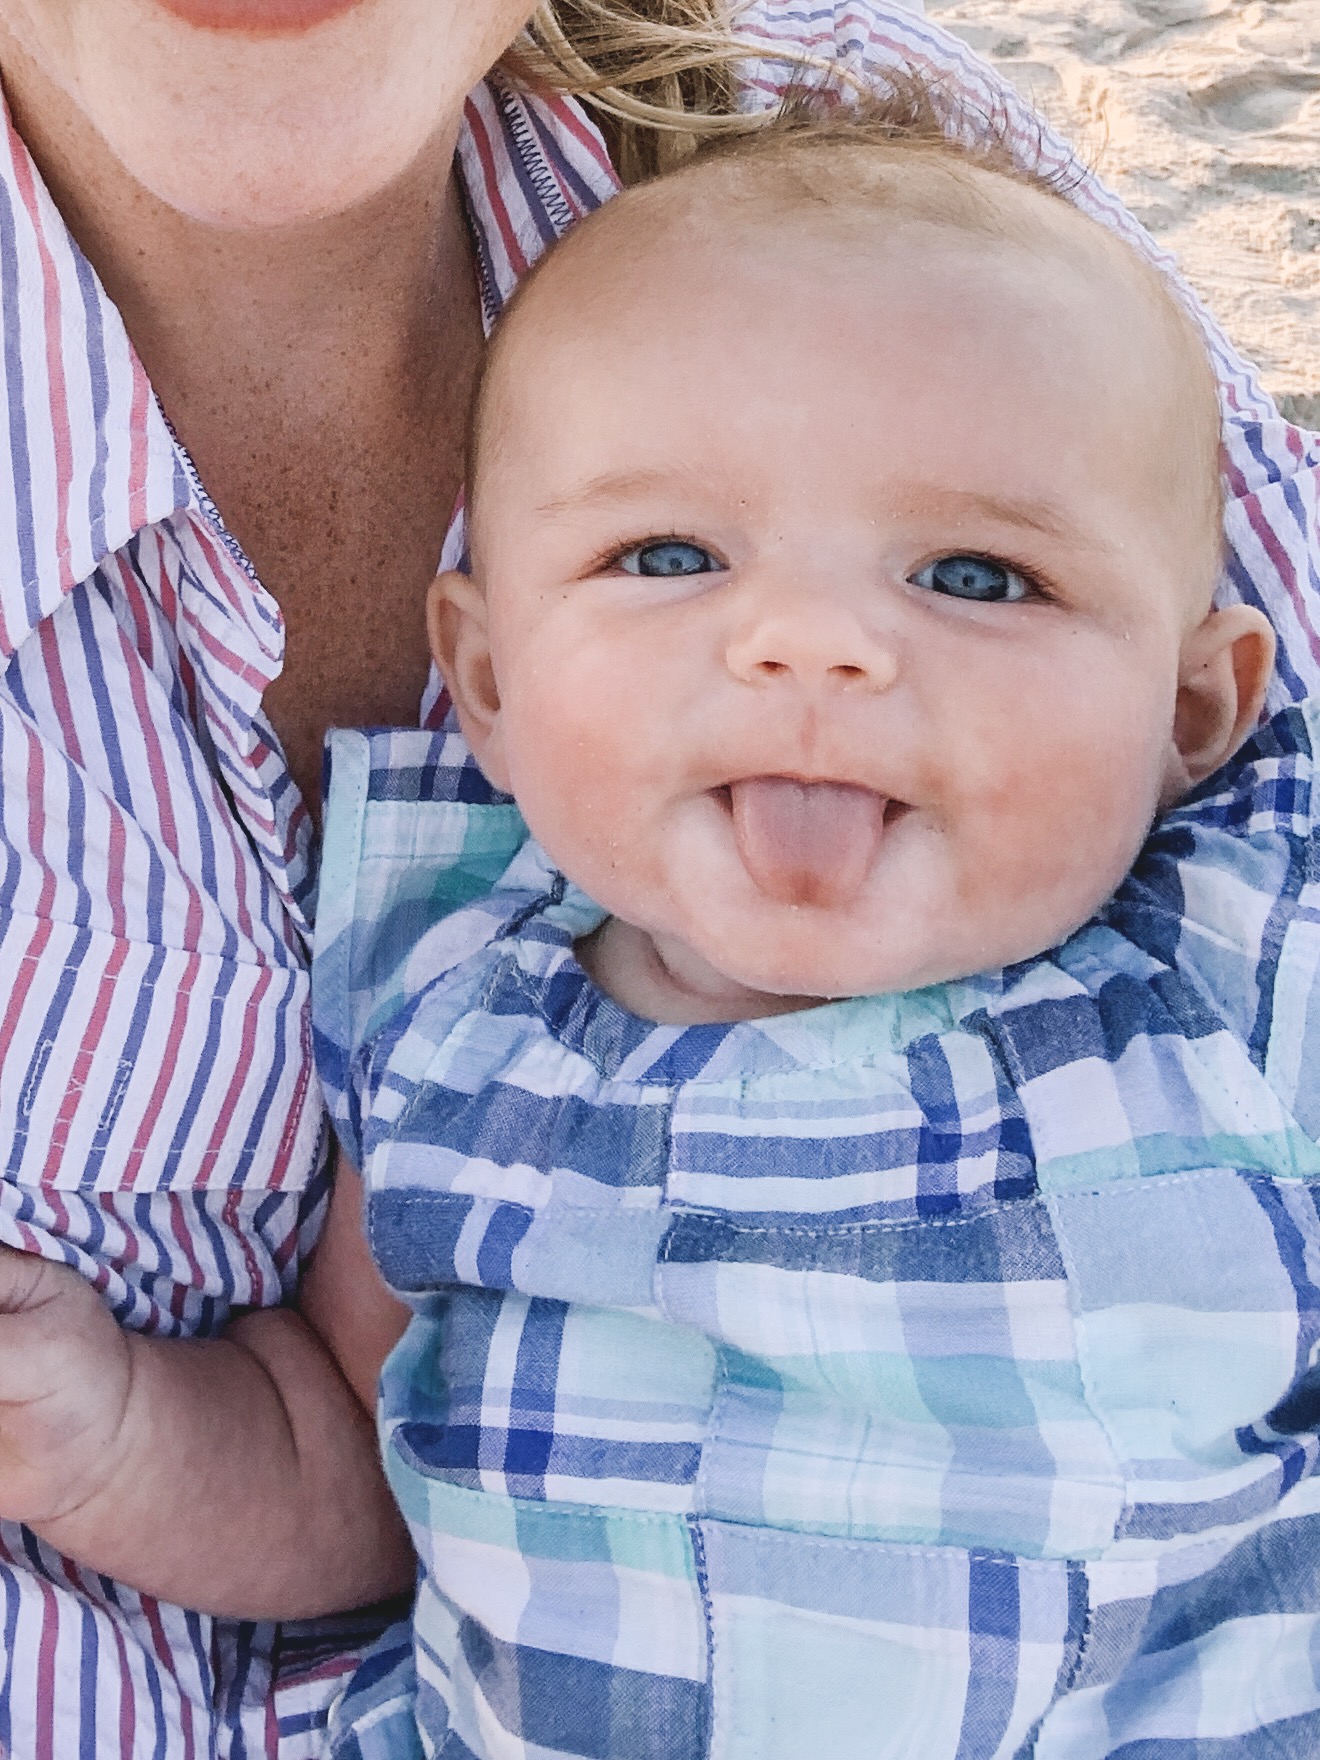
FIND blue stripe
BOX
[230,972,303,1179]
[954,1554,1019,1760]
[456,1618,707,1760]
[661,1195,1066,1282]
[1226,545,1306,702]
[84,942,168,1188]
[1107,1712,1320,1757]
[495,82,570,248]
[525,105,609,217]
[0,168,41,633]
[0,1559,18,1754]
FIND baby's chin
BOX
[675,918,940,1009]
[674,896,1099,1007]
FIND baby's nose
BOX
[724,603,898,691]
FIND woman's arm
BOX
[0,1162,412,1621]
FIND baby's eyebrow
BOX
[535,465,709,519]
[906,486,1108,548]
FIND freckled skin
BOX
[0,0,536,225]
[437,194,1273,1025]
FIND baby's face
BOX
[451,215,1234,1007]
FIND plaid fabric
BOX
[314,694,1320,1760]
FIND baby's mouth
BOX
[721,776,897,908]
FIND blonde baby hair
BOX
[472,71,1224,594]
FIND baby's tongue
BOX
[729,777,887,908]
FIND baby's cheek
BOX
[958,686,1167,926]
[502,682,666,891]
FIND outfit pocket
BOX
[1045,1166,1319,1541]
[380,1464,711,1760]
[656,1199,1126,1561]
[696,1519,1081,1760]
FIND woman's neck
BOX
[0,29,486,810]
[1,30,469,510]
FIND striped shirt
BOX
[0,57,616,1760]
[1,1,1317,1756]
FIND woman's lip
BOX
[152,0,367,36]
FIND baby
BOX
[313,103,1320,1760]
[3,88,1319,1760]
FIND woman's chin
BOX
[38,0,464,229]
[81,74,445,230]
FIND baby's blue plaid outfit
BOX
[314,698,1320,1760]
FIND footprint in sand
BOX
[1129,0,1234,28]
[1190,68,1320,135]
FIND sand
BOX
[923,0,1320,421]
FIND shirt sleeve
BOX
[314,725,528,1173]
[0,561,326,1338]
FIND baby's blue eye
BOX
[619,540,720,577]
[909,554,1030,603]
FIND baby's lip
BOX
[719,776,900,907]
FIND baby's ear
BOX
[1161,603,1276,806]
[427,570,512,793]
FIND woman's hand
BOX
[0,1247,133,1531]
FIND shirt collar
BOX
[0,95,194,660]
[458,72,620,328]
[0,75,619,667]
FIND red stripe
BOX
[1222,442,1250,503]
[106,807,129,943]
[465,95,528,279]
[141,1595,199,1760]
[423,683,453,732]
[1244,488,1320,669]
[189,615,271,693]
[135,534,205,723]
[0,924,56,1140]
[104,1589,142,1760]
[538,90,618,186]
[35,616,84,769]
[112,620,206,947]
[8,142,76,598]
[225,1185,271,1302]
[119,950,200,1190]
[188,515,267,628]
[19,717,58,921]
[39,934,131,1183]
[163,1192,212,1322]
[33,1575,60,1760]
[268,983,315,1194]
[115,542,160,671]
[205,963,274,1198]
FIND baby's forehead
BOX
[485,144,1203,412]
[473,140,1223,588]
